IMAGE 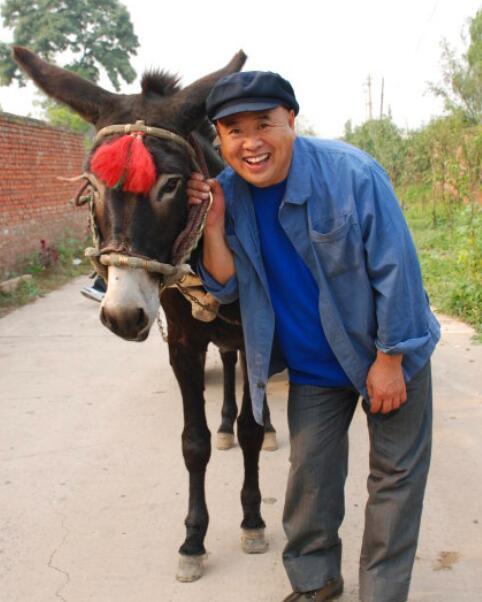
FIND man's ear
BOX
[288,109,296,130]
[213,123,224,160]
[214,121,223,144]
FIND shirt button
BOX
[257,381,266,389]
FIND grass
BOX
[0,234,91,318]
[399,183,482,340]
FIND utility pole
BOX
[365,75,373,121]
[380,77,384,119]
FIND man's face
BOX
[216,106,296,187]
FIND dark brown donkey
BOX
[13,46,277,582]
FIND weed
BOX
[0,234,90,318]
[400,184,481,339]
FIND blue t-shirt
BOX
[249,180,351,387]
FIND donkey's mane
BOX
[141,69,217,143]
[141,70,181,97]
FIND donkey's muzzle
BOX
[100,304,150,341]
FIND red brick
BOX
[0,112,89,276]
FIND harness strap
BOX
[170,133,213,265]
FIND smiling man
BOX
[216,106,296,186]
[187,71,440,602]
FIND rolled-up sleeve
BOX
[197,260,239,304]
[356,160,433,356]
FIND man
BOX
[187,71,440,602]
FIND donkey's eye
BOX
[159,177,180,196]
[151,174,183,203]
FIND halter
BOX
[71,120,213,291]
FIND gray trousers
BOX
[282,362,432,602]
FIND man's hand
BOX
[187,172,225,231]
[366,351,407,414]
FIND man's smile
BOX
[244,152,270,166]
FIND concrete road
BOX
[0,277,481,602]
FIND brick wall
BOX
[0,112,89,277]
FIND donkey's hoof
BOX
[176,553,207,582]
[241,528,269,554]
[262,431,278,451]
[216,432,235,450]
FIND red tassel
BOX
[123,136,156,193]
[91,135,133,188]
[90,134,156,194]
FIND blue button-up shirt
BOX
[199,136,440,425]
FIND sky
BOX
[0,0,480,138]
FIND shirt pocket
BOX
[309,213,361,277]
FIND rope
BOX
[170,132,213,265]
[175,284,241,326]
[84,248,193,287]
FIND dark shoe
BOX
[282,576,344,601]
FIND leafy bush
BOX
[343,117,407,183]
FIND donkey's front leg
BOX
[237,352,268,554]
[169,342,211,582]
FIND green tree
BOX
[0,0,139,89]
[429,8,482,124]
[40,101,94,135]
[343,117,406,184]
[0,0,139,133]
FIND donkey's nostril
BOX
[136,308,148,330]
[100,307,118,332]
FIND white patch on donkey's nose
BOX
[101,266,160,340]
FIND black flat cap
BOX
[206,71,299,121]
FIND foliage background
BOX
[343,9,481,337]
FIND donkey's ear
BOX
[12,46,118,124]
[169,50,247,133]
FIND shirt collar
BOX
[284,136,312,204]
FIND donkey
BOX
[13,46,278,582]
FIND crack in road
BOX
[47,504,71,602]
